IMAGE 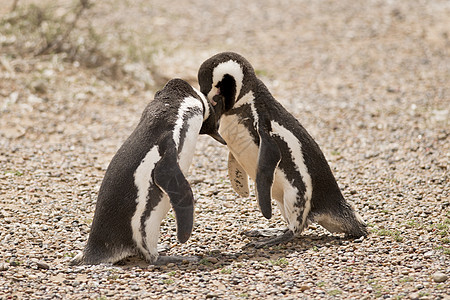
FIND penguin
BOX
[71,78,225,265]
[198,52,368,248]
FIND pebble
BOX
[206,257,219,264]
[409,292,420,300]
[423,251,433,258]
[432,272,448,283]
[0,263,8,271]
[36,261,50,270]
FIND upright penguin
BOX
[198,52,368,247]
[71,78,224,265]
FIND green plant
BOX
[162,279,174,284]
[4,170,23,176]
[269,257,289,267]
[107,274,119,281]
[220,268,232,274]
[405,220,424,230]
[399,277,413,283]
[372,228,404,242]
[436,223,449,230]
[327,289,342,296]
[317,281,325,287]
[199,258,212,266]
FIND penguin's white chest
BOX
[219,115,304,205]
[177,115,203,173]
[173,96,204,174]
[219,114,259,179]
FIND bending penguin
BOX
[198,52,368,248]
[71,78,224,265]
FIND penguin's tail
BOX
[310,202,368,238]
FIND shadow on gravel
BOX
[113,233,362,271]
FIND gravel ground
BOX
[1,0,449,299]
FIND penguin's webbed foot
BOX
[152,255,200,265]
[244,229,294,249]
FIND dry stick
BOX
[35,0,90,56]
[11,0,18,12]
[11,0,19,12]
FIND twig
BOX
[35,0,90,56]
[11,0,19,12]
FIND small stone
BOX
[31,80,47,94]
[354,236,364,243]
[9,259,19,267]
[432,272,448,283]
[299,285,310,291]
[409,292,420,300]
[210,249,221,255]
[206,257,218,264]
[423,251,433,258]
[0,263,8,271]
[36,261,50,270]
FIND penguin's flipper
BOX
[228,152,249,197]
[255,128,281,219]
[154,142,194,244]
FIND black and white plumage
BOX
[198,52,368,247]
[71,78,223,265]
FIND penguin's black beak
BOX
[200,100,227,145]
[208,94,227,145]
[209,132,227,145]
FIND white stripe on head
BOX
[132,146,161,255]
[173,96,203,148]
[192,86,210,121]
[208,60,244,102]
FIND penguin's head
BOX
[198,52,256,118]
[194,87,227,145]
